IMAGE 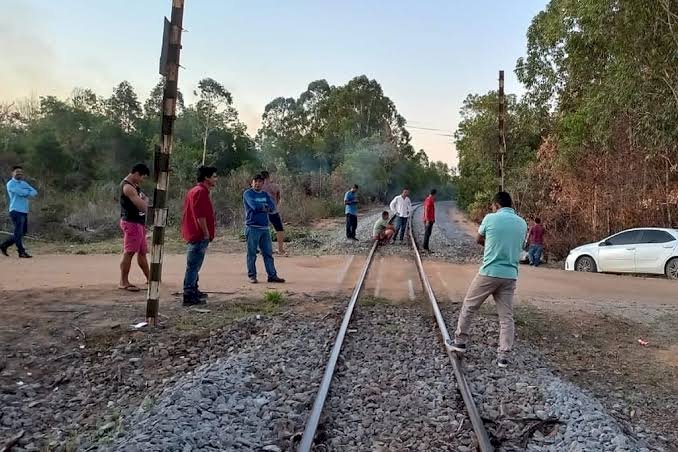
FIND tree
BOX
[193,78,237,164]
[143,78,185,118]
[106,81,142,133]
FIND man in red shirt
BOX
[181,166,217,306]
[526,217,545,267]
[422,189,437,252]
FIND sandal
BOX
[118,285,141,292]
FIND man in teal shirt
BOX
[448,191,527,368]
[1,166,38,258]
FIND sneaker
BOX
[18,252,32,259]
[0,246,8,257]
[197,291,208,300]
[267,276,285,283]
[182,295,206,306]
[249,277,258,284]
[497,358,509,368]
[445,339,466,353]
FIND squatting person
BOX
[372,211,395,244]
[118,163,151,292]
[261,170,286,255]
[243,174,285,284]
[344,184,359,240]
[389,188,412,242]
[448,191,527,368]
[1,166,38,258]
[180,166,218,306]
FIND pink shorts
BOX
[120,219,148,254]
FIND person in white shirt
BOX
[389,188,412,242]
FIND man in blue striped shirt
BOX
[1,166,38,258]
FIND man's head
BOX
[197,165,218,189]
[129,163,150,184]
[430,188,437,199]
[381,211,389,220]
[351,184,359,192]
[491,191,513,212]
[252,174,265,191]
[11,165,24,180]
[261,170,270,181]
[402,188,410,198]
[534,217,541,224]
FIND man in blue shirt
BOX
[1,166,38,258]
[447,191,527,368]
[344,184,359,240]
[243,174,285,284]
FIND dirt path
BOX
[2,252,676,309]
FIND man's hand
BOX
[476,233,485,246]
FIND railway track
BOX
[298,205,493,452]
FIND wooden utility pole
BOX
[498,70,506,191]
[146,0,185,325]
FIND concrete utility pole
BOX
[146,0,185,326]
[498,70,506,191]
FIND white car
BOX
[565,228,678,279]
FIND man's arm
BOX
[7,180,34,197]
[243,191,266,213]
[194,191,211,240]
[22,181,38,198]
[122,184,147,211]
[477,216,488,246]
[344,193,351,205]
[389,197,397,212]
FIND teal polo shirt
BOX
[478,207,528,280]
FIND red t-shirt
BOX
[181,183,216,243]
[528,223,545,245]
[423,195,435,222]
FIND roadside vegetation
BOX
[455,0,678,258]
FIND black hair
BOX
[382,211,389,217]
[493,191,513,208]
[402,187,410,191]
[430,189,437,195]
[352,184,359,190]
[261,170,270,179]
[11,165,23,171]
[131,163,150,176]
[197,165,218,182]
[253,174,265,182]
[534,217,542,224]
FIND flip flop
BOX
[118,285,141,292]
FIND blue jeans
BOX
[528,244,543,266]
[183,240,209,296]
[1,211,28,254]
[394,216,408,241]
[246,227,277,279]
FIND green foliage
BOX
[257,75,455,202]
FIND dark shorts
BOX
[269,212,284,232]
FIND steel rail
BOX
[408,205,494,452]
[297,239,380,452]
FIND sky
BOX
[0,0,548,167]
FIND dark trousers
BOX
[183,240,209,296]
[394,216,408,241]
[346,214,357,239]
[423,222,434,250]
[1,211,28,255]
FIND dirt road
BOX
[2,252,675,306]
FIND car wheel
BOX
[575,256,597,273]
[665,258,678,280]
